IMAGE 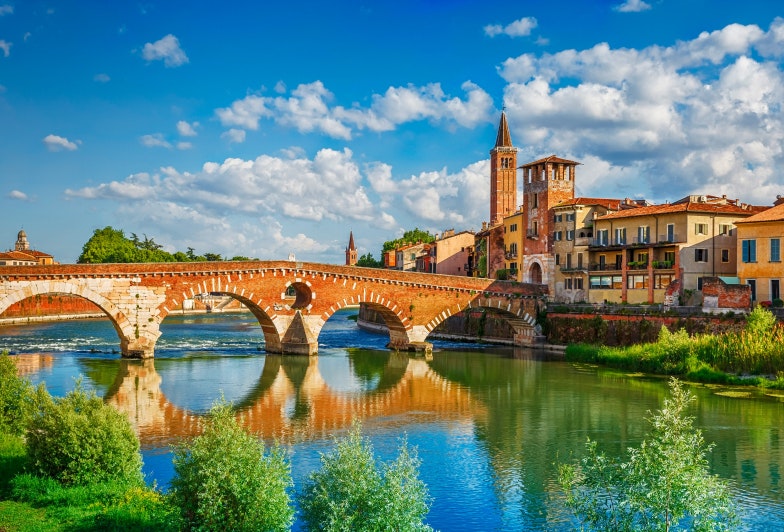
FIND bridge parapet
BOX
[0,261,548,357]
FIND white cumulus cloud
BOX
[140,133,172,149]
[7,190,29,201]
[484,17,538,38]
[177,120,198,136]
[43,134,79,151]
[614,0,651,13]
[0,40,11,57]
[142,34,188,67]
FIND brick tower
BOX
[521,155,578,289]
[345,231,357,266]
[490,111,518,226]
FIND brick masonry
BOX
[0,261,548,357]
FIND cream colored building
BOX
[551,198,643,303]
[588,195,764,304]
[429,229,475,276]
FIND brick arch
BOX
[161,287,284,355]
[0,281,135,350]
[315,290,409,348]
[419,295,539,342]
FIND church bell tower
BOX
[490,111,518,225]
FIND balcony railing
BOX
[590,234,683,247]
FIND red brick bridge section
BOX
[0,261,547,357]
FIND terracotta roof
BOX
[554,197,628,210]
[735,202,784,224]
[0,251,38,262]
[22,250,53,258]
[520,155,581,167]
[596,201,764,220]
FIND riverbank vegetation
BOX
[565,306,784,388]
[559,378,737,531]
[0,352,433,530]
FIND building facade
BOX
[0,230,55,266]
[734,198,784,303]
[588,195,762,304]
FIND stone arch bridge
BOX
[0,261,547,357]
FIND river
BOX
[3,309,784,530]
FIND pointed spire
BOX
[348,231,356,251]
[494,111,513,148]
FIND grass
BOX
[565,307,784,389]
[0,432,179,531]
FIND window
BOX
[771,238,781,262]
[566,213,576,222]
[589,275,622,289]
[654,273,674,289]
[748,279,757,301]
[566,278,572,289]
[666,224,675,242]
[575,277,583,290]
[555,254,560,265]
[742,239,757,263]
[533,193,539,208]
[566,230,574,241]
[555,214,563,222]
[695,249,708,262]
[597,229,609,246]
[509,243,518,255]
[637,252,648,264]
[532,221,538,236]
[509,223,518,232]
[721,249,729,263]
[664,251,676,264]
[615,227,626,245]
[637,225,650,244]
[772,279,781,301]
[566,254,572,269]
[615,255,622,270]
[627,274,648,289]
[599,255,606,269]
[695,223,708,235]
[577,253,583,268]
[554,231,562,241]
[719,224,732,235]
[509,261,517,272]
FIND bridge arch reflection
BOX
[103,352,486,444]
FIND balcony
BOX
[589,262,621,272]
[589,234,683,249]
[526,229,538,239]
[505,251,518,260]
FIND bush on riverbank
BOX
[559,378,737,531]
[299,421,433,532]
[170,399,294,532]
[565,307,784,388]
[0,352,36,436]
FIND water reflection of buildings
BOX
[12,353,54,376]
[104,353,487,445]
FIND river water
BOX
[3,309,784,530]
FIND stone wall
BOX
[702,277,751,310]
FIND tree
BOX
[170,399,293,532]
[0,351,35,436]
[382,228,435,252]
[298,421,432,531]
[356,252,382,268]
[558,378,737,531]
[26,380,144,486]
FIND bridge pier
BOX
[271,311,319,356]
[386,327,432,355]
[120,336,158,358]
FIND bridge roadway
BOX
[0,261,547,357]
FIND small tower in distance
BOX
[345,231,358,266]
[490,111,518,226]
[15,229,30,251]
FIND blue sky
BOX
[2,0,784,264]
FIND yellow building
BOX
[588,195,763,304]
[502,209,525,281]
[734,199,784,303]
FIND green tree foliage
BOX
[0,352,35,436]
[170,399,293,532]
[559,378,737,531]
[25,380,144,486]
[745,305,777,337]
[382,228,435,252]
[298,422,432,531]
[77,226,246,264]
[356,252,382,268]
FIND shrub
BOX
[0,351,35,436]
[298,421,432,532]
[170,399,293,532]
[746,305,777,337]
[25,380,143,486]
[559,378,737,531]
